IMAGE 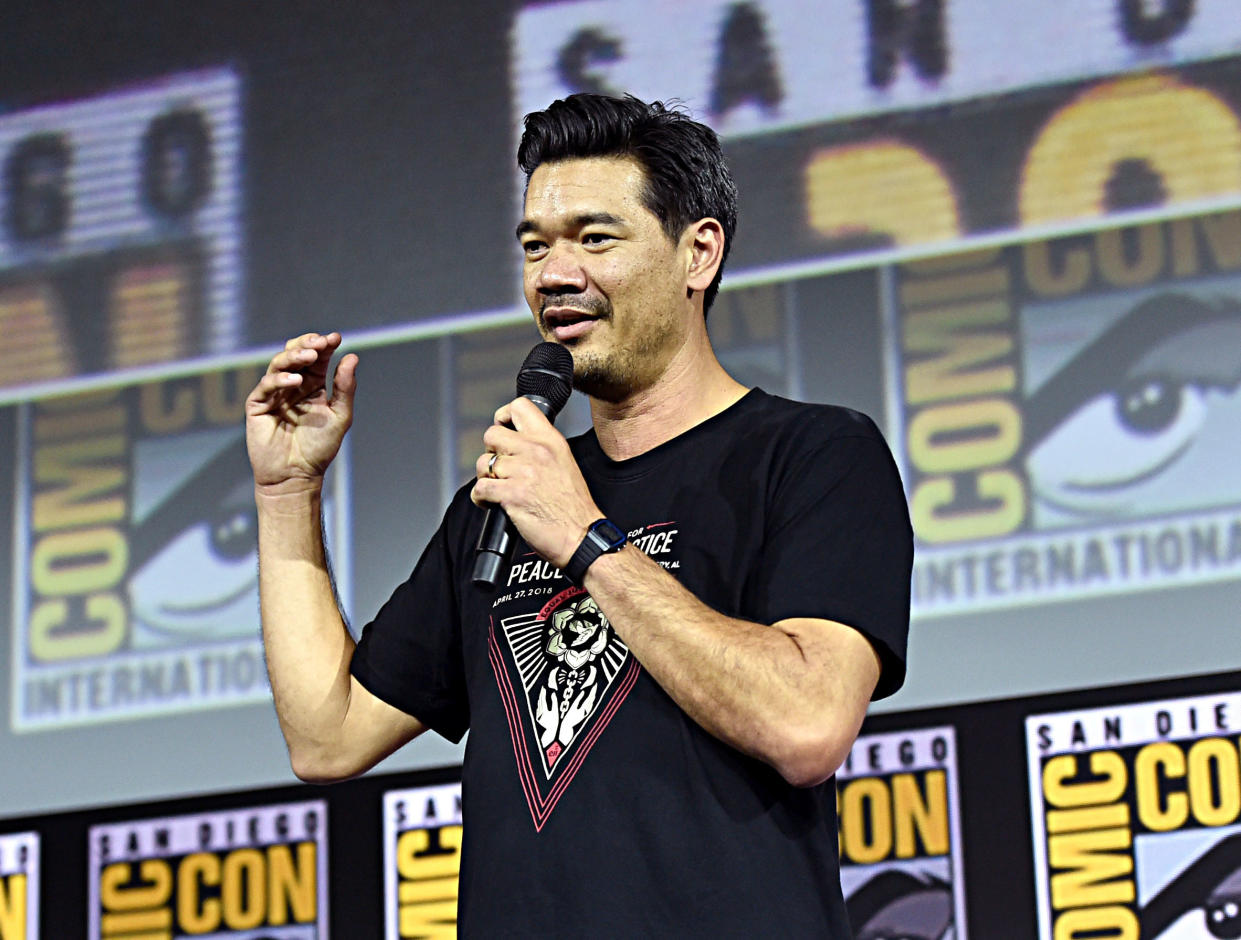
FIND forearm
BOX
[256,484,356,771]
[582,545,877,786]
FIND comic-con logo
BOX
[891,212,1241,615]
[489,586,640,830]
[0,832,38,940]
[88,801,327,938]
[1028,691,1241,939]
[383,783,462,940]
[13,369,348,731]
[838,727,967,939]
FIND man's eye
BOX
[583,233,613,245]
[523,240,547,255]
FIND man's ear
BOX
[685,218,725,294]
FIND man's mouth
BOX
[542,306,601,340]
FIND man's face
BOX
[518,156,691,400]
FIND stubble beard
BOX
[538,294,681,403]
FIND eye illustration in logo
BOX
[1024,293,1241,528]
[845,870,954,940]
[1141,832,1241,939]
[127,430,261,647]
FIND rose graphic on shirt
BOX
[535,595,612,766]
[489,584,641,830]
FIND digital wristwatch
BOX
[564,518,627,586]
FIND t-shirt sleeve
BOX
[749,421,913,700]
[350,509,470,742]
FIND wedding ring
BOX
[487,452,501,479]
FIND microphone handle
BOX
[471,394,555,589]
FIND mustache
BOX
[538,293,611,325]
[539,294,608,315]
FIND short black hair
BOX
[518,94,738,315]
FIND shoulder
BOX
[743,390,889,455]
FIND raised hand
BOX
[245,332,357,494]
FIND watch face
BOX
[591,519,626,549]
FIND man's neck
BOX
[588,345,748,462]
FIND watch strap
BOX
[564,518,626,586]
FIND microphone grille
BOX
[516,342,574,418]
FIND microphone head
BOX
[516,342,574,420]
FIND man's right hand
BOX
[245,332,357,494]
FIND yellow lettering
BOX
[1187,737,1241,827]
[1135,742,1188,832]
[0,283,75,386]
[29,593,125,661]
[892,770,949,857]
[910,470,1025,543]
[221,849,265,929]
[1049,828,1135,909]
[907,399,1021,473]
[1046,802,1130,835]
[1022,239,1092,297]
[1043,752,1128,807]
[0,874,26,939]
[1053,905,1139,940]
[267,842,317,925]
[903,303,1015,405]
[33,436,126,532]
[397,827,462,939]
[31,527,127,596]
[1095,224,1164,287]
[1020,74,1241,225]
[139,381,195,435]
[177,853,221,933]
[839,778,893,864]
[1199,209,1241,269]
[100,860,172,909]
[806,141,960,246]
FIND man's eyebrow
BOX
[515,212,628,241]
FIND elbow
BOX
[767,726,854,789]
[288,747,363,785]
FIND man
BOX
[246,94,912,936]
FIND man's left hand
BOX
[471,397,601,569]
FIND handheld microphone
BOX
[471,341,574,589]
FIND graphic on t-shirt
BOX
[1026,689,1241,939]
[490,586,640,831]
[487,522,679,830]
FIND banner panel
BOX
[0,832,37,940]
[382,782,463,940]
[885,210,1241,616]
[1027,690,1241,939]
[10,365,351,730]
[838,726,967,938]
[0,68,242,396]
[88,800,328,939]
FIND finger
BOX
[493,402,514,427]
[508,396,552,432]
[330,353,359,419]
[246,369,304,411]
[482,423,522,455]
[475,451,504,480]
[283,331,341,353]
[266,345,320,376]
[470,478,500,508]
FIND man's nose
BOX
[535,241,588,293]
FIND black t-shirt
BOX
[352,389,913,938]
